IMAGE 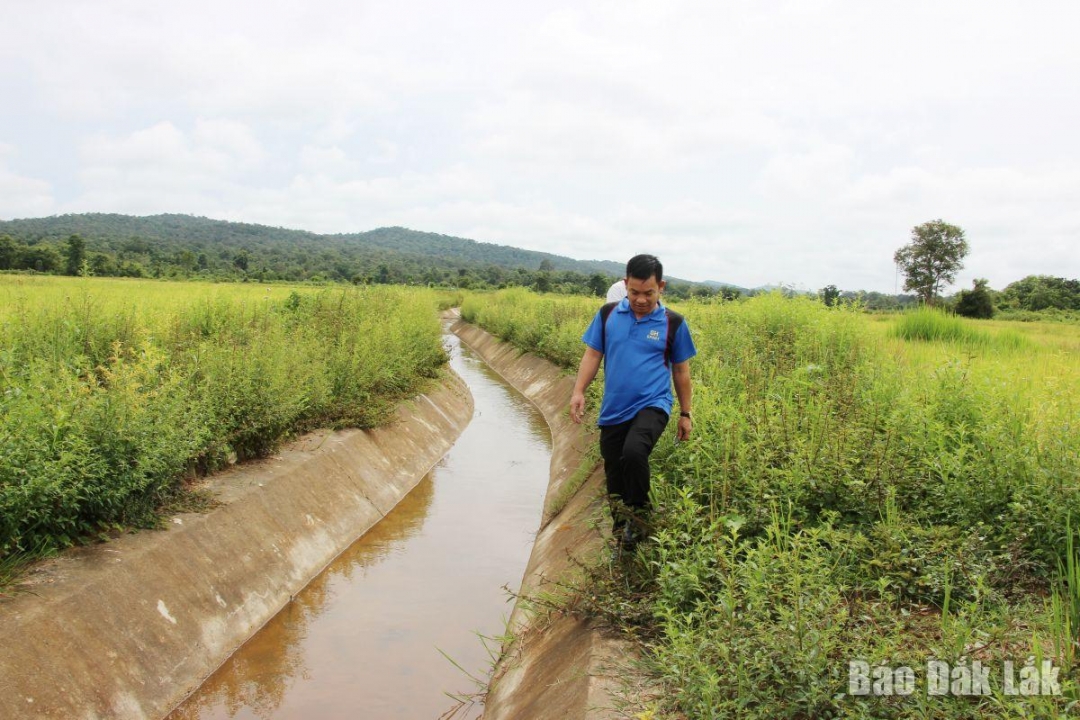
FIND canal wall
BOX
[451,319,632,720]
[0,371,473,720]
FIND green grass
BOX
[464,288,1080,719]
[890,306,1031,351]
[545,444,600,520]
[0,275,448,565]
[460,287,598,367]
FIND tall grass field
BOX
[463,289,1080,719]
[0,276,448,568]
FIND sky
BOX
[1,0,1078,292]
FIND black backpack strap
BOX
[664,308,684,368]
[599,302,618,355]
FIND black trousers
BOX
[599,407,669,530]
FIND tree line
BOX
[0,231,748,300]
[4,214,1072,313]
[0,213,742,298]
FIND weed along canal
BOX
[167,332,552,719]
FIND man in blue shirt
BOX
[569,254,696,550]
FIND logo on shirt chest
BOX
[647,329,661,341]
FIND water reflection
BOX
[168,334,551,719]
[169,477,436,720]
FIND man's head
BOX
[624,254,665,317]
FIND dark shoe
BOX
[621,524,640,551]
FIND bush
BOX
[0,279,447,559]
[954,279,995,319]
[465,289,1080,718]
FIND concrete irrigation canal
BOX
[0,318,631,719]
[166,331,552,719]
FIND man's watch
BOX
[679,411,692,419]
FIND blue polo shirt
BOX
[582,298,697,426]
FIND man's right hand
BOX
[569,391,586,424]
[570,347,602,425]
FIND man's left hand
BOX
[676,416,692,442]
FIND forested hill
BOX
[334,226,628,276]
[0,213,646,286]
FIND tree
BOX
[718,286,742,301]
[19,245,63,273]
[588,273,609,297]
[893,220,969,305]
[534,271,552,292]
[1000,275,1080,311]
[175,249,198,272]
[90,252,117,276]
[821,284,840,307]
[63,234,87,276]
[954,278,995,319]
[0,235,16,270]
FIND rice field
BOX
[463,288,1080,719]
[0,275,449,566]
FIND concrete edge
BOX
[0,370,474,720]
[451,319,634,720]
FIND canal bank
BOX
[450,318,635,720]
[0,371,473,720]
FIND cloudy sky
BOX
[2,1,1077,291]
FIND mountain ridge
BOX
[0,212,743,289]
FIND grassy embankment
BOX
[462,289,1080,719]
[0,275,450,579]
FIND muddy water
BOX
[167,333,552,720]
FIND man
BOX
[604,277,627,303]
[569,254,696,549]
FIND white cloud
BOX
[223,164,495,235]
[2,0,1079,290]
[0,145,55,219]
[72,120,267,215]
[298,145,353,177]
[193,119,266,168]
[757,144,857,200]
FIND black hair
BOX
[626,254,663,283]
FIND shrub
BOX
[464,288,1080,718]
[0,279,447,559]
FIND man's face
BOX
[625,275,665,317]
